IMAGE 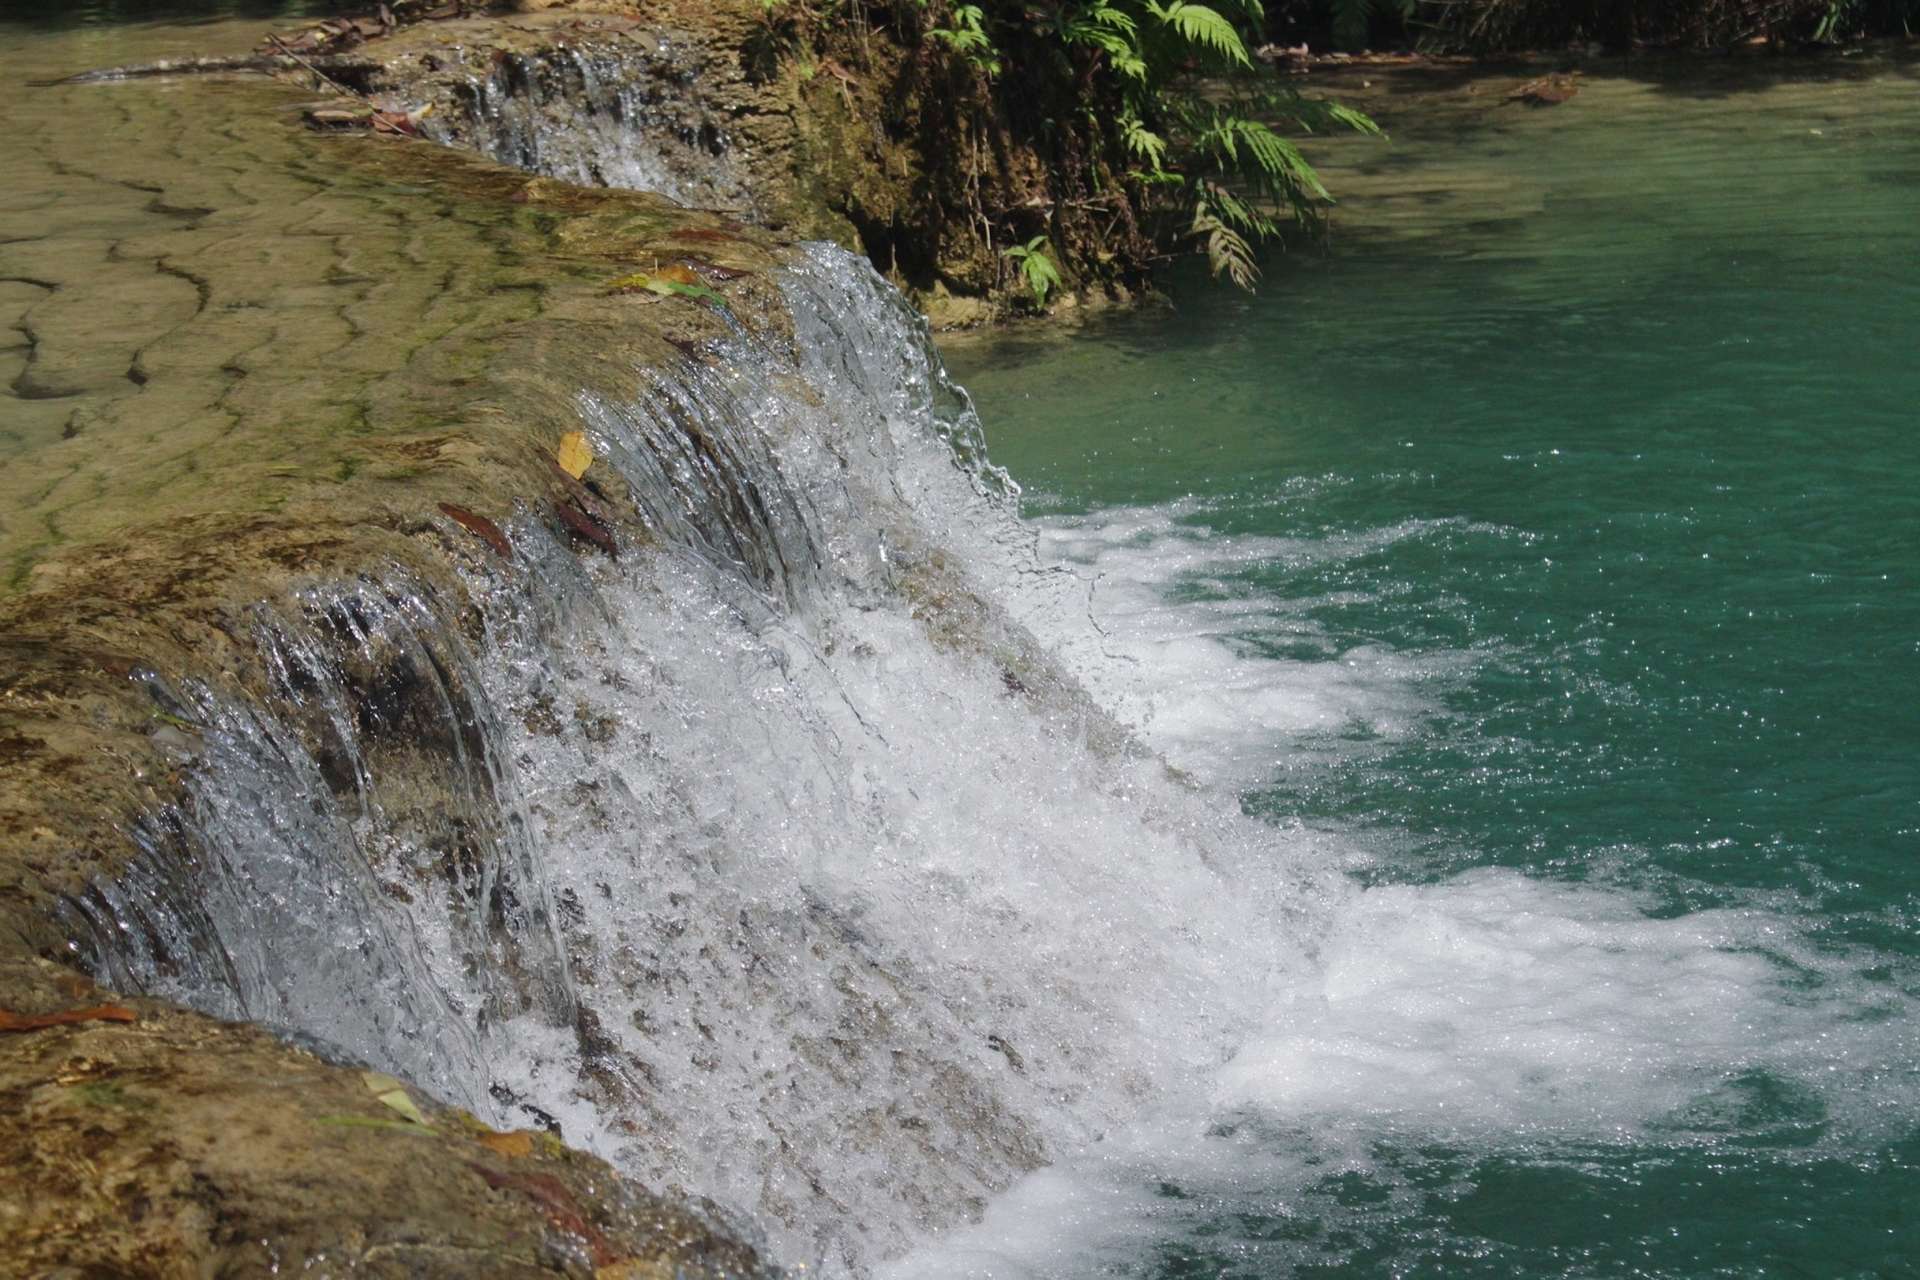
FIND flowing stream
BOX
[937,54,1920,1277]
[4,8,1917,1278]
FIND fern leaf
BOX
[1123,116,1169,168]
[1191,199,1260,291]
[1233,119,1329,200]
[1146,2,1253,68]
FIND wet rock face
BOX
[0,955,776,1279]
[1,14,1149,1273]
[0,18,789,1271]
[347,5,1008,327]
[360,11,773,224]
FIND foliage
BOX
[927,3,1002,74]
[927,1,1380,296]
[1812,0,1920,39]
[1001,236,1064,306]
[751,0,1378,300]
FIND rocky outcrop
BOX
[335,2,1100,327]
[1,29,784,1272]
[0,955,771,1278]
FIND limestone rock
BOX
[0,956,775,1278]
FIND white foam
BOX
[989,503,1490,790]
[877,376,1919,1275]
[1220,868,1916,1136]
[149,242,1914,1278]
[886,866,1917,1278]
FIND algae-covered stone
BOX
[0,23,786,1273]
[0,955,775,1278]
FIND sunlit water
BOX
[4,9,1917,1277]
[937,54,1920,1280]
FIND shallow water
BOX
[940,52,1920,1280]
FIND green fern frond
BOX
[1191,197,1260,291]
[1232,119,1329,200]
[1143,1,1253,67]
[1122,116,1170,169]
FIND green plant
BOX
[928,3,1002,75]
[752,2,1384,298]
[894,1,1381,290]
[1057,0,1381,288]
[1815,0,1919,38]
[1001,235,1064,306]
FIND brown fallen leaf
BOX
[466,1162,620,1265]
[651,263,701,287]
[0,1004,138,1033]
[369,109,420,136]
[556,430,594,479]
[554,501,617,558]
[438,502,512,558]
[550,462,615,523]
[478,1129,534,1159]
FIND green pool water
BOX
[945,52,1920,1280]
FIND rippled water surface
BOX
[943,52,1920,1280]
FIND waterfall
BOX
[423,41,757,217]
[58,241,1913,1276]
[60,242,1327,1274]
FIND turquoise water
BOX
[946,58,1919,1280]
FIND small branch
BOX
[263,34,364,98]
[33,53,378,89]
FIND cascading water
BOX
[64,242,1916,1277]
[54,242,1292,1272]
[425,41,756,216]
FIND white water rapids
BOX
[70,245,1915,1277]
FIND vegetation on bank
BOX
[34,0,1909,316]
[753,0,1381,306]
[751,0,1912,313]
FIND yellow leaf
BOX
[556,431,593,479]
[606,271,669,295]
[361,1070,427,1125]
[478,1129,534,1158]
